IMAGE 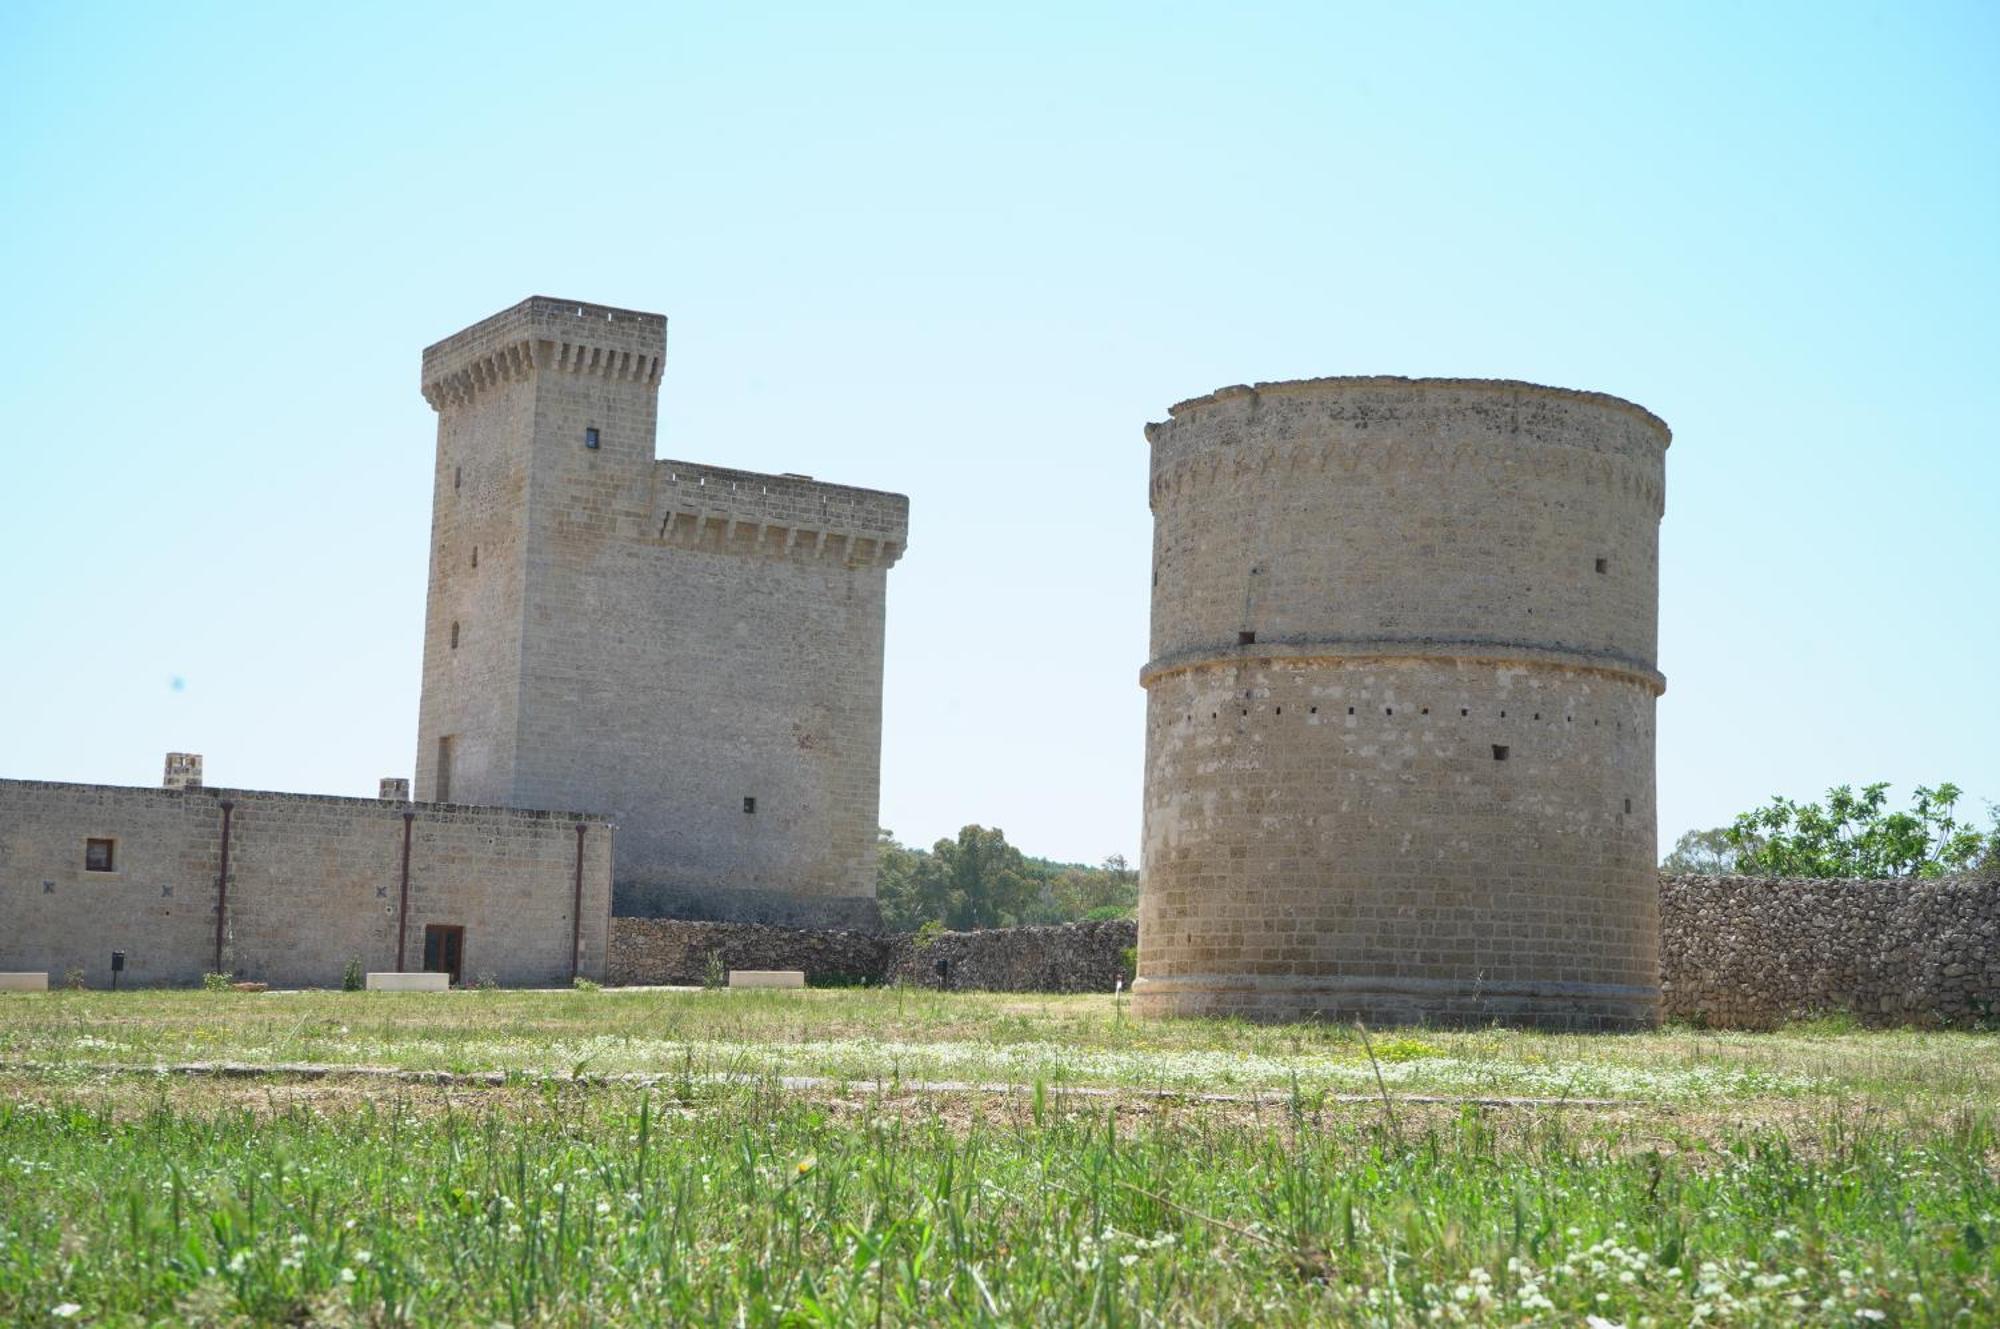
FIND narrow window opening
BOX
[1624,797,1633,813]
[743,796,757,814]
[450,621,460,649]
[470,546,478,569]
[1492,745,1510,762]
[1238,630,1256,646]
[1421,707,1429,715]
[1275,706,1282,715]
[1347,706,1355,715]
[1500,710,1507,718]
[584,426,601,450]
[1595,557,1609,574]
[1460,708,1468,717]
[1309,706,1317,715]
[1385,707,1393,716]
[453,465,462,491]
[85,838,115,872]
[1533,713,1541,721]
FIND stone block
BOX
[0,972,50,992]
[366,972,450,992]
[727,969,805,989]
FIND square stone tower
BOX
[415,297,907,928]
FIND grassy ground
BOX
[1,989,1995,1325]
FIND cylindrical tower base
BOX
[1137,378,1669,1029]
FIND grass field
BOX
[1,989,1995,1325]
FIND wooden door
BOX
[422,924,465,985]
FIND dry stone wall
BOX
[1660,872,2000,1028]
[612,878,1997,1028]
[607,918,1137,993]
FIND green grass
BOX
[1,990,1996,1325]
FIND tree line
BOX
[876,826,1138,933]
[1662,781,2000,879]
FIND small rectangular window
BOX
[1492,745,1510,762]
[743,796,757,814]
[1237,630,1256,645]
[85,838,115,872]
[584,427,601,449]
[1595,557,1609,574]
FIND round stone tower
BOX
[1135,377,1669,1029]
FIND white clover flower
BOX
[51,1305,81,1320]
[338,1268,356,1285]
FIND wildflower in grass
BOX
[795,1156,816,1177]
[51,1305,81,1319]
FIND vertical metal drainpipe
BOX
[570,823,587,984]
[396,812,415,972]
[212,801,235,974]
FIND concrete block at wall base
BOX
[728,970,806,989]
[0,973,50,992]
[366,972,450,992]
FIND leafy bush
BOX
[701,950,726,990]
[201,972,234,992]
[573,976,601,992]
[341,957,364,992]
[1725,781,1995,879]
[60,968,86,992]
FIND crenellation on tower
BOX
[421,297,666,411]
[651,458,908,568]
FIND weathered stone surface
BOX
[1660,872,2000,1028]
[885,921,1137,994]
[414,297,906,928]
[0,973,50,992]
[606,918,1137,993]
[1137,378,1670,1029]
[0,779,612,988]
[607,919,886,986]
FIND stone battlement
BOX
[652,459,908,567]
[1152,375,1672,445]
[421,296,667,411]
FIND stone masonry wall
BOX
[1139,377,1668,1028]
[607,918,1138,992]
[614,877,1996,1028]
[0,779,612,988]
[1660,872,2000,1028]
[416,297,906,928]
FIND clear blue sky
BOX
[2,1,1995,865]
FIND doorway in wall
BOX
[422,924,464,986]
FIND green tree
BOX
[1659,826,1746,875]
[913,825,1036,930]
[1725,782,1992,879]
[874,829,931,932]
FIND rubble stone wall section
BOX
[607,918,1138,993]
[1660,873,2000,1027]
[612,878,1999,1028]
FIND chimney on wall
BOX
[163,753,203,790]
[379,777,411,801]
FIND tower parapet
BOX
[653,460,907,568]
[420,297,665,412]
